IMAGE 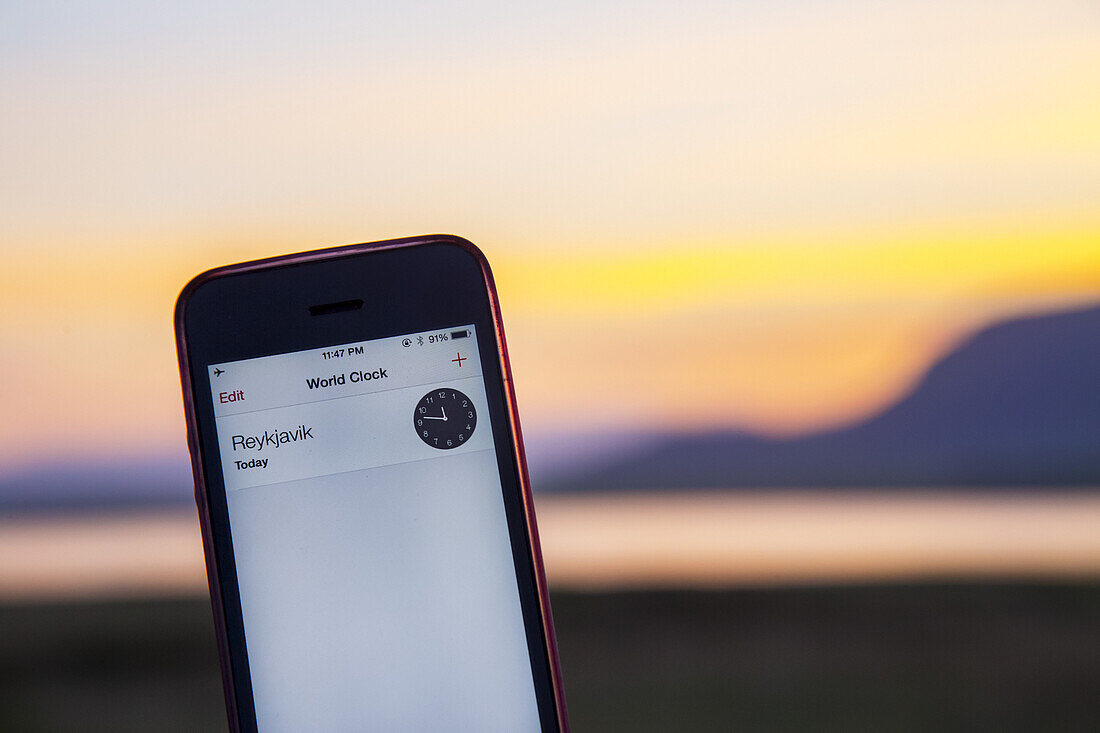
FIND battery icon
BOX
[450,329,470,340]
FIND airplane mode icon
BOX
[213,368,225,377]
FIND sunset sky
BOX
[2,0,1099,471]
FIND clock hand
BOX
[423,415,446,420]
[440,406,447,421]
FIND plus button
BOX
[452,352,467,367]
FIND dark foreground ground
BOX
[1,583,1097,732]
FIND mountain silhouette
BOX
[0,457,193,514]
[541,303,1100,491]
[4,303,1099,513]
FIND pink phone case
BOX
[175,234,570,732]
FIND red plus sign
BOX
[452,352,467,367]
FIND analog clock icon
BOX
[414,388,477,449]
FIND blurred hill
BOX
[3,303,1100,513]
[542,304,1100,491]
[0,459,193,514]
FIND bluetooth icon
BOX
[416,336,424,346]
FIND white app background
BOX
[208,327,541,732]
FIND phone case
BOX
[175,234,569,732]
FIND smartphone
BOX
[174,235,568,732]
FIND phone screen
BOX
[206,324,542,732]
